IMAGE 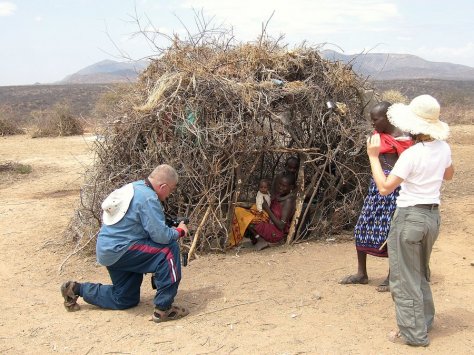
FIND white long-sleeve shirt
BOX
[256,191,271,212]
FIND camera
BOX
[165,216,189,228]
[165,215,190,267]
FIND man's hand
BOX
[177,221,188,237]
[367,133,381,158]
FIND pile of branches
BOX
[66,34,374,257]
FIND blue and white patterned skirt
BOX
[354,177,400,257]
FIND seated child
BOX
[255,179,271,213]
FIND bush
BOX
[0,161,32,174]
[381,90,409,104]
[0,104,25,136]
[30,103,84,138]
[93,84,134,124]
[0,118,24,136]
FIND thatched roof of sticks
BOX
[66,37,375,258]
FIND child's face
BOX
[259,181,269,194]
[285,159,299,174]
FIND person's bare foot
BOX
[254,238,269,251]
[338,274,368,285]
[387,330,430,347]
[376,278,390,292]
[387,330,405,344]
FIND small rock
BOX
[471,261,474,266]
[312,291,322,300]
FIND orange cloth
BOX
[228,205,269,247]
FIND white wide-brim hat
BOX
[101,183,134,225]
[387,94,449,140]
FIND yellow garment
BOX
[228,205,269,247]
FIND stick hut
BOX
[66,37,374,258]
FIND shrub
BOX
[0,161,32,174]
[0,104,25,136]
[30,103,84,138]
[0,118,24,136]
[381,90,409,104]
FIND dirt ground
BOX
[1,126,473,355]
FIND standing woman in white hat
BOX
[366,95,454,347]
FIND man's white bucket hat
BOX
[101,183,134,225]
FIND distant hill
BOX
[60,59,149,84]
[62,53,474,84]
[320,50,474,81]
[0,83,113,125]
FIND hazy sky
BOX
[1,0,473,86]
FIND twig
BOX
[194,298,272,318]
[188,204,212,260]
[58,233,98,273]
[196,345,225,355]
[287,155,305,244]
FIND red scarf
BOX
[377,132,413,155]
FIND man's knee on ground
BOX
[113,295,140,310]
[112,289,141,309]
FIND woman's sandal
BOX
[152,304,189,323]
[61,281,80,312]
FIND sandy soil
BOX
[1,127,473,354]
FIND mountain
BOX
[60,59,149,84]
[61,52,474,84]
[320,50,474,81]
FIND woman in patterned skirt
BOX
[339,101,412,291]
